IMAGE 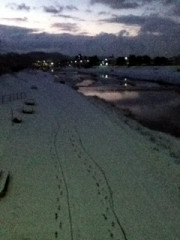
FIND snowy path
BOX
[0,71,179,240]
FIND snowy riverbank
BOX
[0,70,180,240]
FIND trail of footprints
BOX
[49,133,65,240]
[54,161,64,239]
[68,129,122,240]
[49,125,124,240]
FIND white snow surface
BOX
[0,70,179,240]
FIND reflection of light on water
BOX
[123,78,128,87]
[78,82,180,136]
[101,74,109,78]
[78,88,139,102]
[76,79,95,87]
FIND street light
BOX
[125,57,129,66]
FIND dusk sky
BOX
[0,0,179,56]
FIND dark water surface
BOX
[57,71,180,137]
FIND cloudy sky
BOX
[0,0,179,56]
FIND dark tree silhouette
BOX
[116,57,126,66]
[89,55,99,66]
[153,56,169,66]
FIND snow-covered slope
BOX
[0,70,179,240]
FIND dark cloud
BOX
[119,29,130,36]
[51,23,79,32]
[65,5,79,11]
[90,0,139,9]
[140,16,180,36]
[101,14,180,37]
[98,11,110,15]
[43,5,63,14]
[57,14,84,21]
[0,25,35,52]
[6,3,31,11]
[43,4,79,14]
[17,3,30,11]
[86,9,92,13]
[171,5,180,16]
[157,0,180,18]
[101,15,146,25]
[0,23,179,57]
[163,0,178,5]
[80,31,89,35]
[1,17,28,23]
[91,0,180,13]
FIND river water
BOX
[56,71,180,137]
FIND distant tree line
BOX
[0,52,68,75]
[116,55,173,66]
[72,54,178,67]
[0,53,32,74]
[0,51,179,75]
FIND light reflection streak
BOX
[78,88,139,102]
